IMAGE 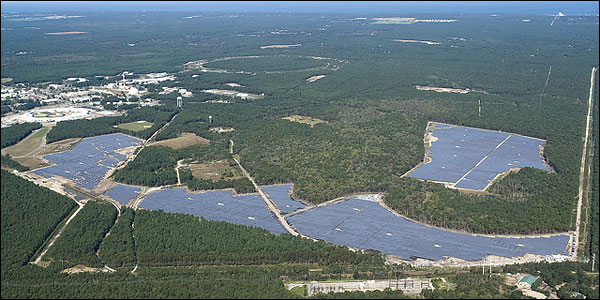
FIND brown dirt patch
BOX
[306,75,327,82]
[189,159,242,182]
[282,115,328,127]
[151,133,210,149]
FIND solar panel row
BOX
[138,187,287,234]
[260,184,305,214]
[33,133,142,190]
[408,123,549,190]
[105,183,141,205]
[287,198,569,261]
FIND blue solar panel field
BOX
[261,184,305,214]
[408,122,550,190]
[138,187,287,234]
[105,183,141,205]
[287,198,569,261]
[33,133,142,190]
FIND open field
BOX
[151,133,210,149]
[282,115,328,127]
[189,159,242,181]
[114,120,154,132]
[4,127,49,157]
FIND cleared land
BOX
[306,75,327,82]
[114,120,154,132]
[189,159,242,181]
[12,137,81,170]
[151,133,210,149]
[260,44,301,49]
[4,127,49,157]
[282,115,328,127]
[45,31,87,35]
[209,127,235,133]
[415,85,470,94]
[372,17,416,24]
[394,39,441,45]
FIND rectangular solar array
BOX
[454,135,549,189]
[260,184,305,214]
[287,198,569,261]
[33,133,142,190]
[138,187,287,234]
[408,123,549,190]
[105,183,141,205]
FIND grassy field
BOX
[13,137,80,169]
[4,127,49,157]
[114,120,154,132]
[190,159,242,182]
[281,115,328,127]
[152,133,210,149]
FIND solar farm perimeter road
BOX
[407,122,550,190]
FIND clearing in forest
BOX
[151,133,210,149]
[415,85,470,94]
[114,120,154,132]
[282,115,328,127]
[3,127,49,157]
[189,159,242,182]
[306,75,327,82]
[394,39,440,45]
[260,44,301,49]
[45,31,87,35]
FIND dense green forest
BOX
[0,122,41,148]
[97,207,136,268]
[1,170,77,268]
[133,209,383,266]
[0,155,29,171]
[44,201,117,268]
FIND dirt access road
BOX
[573,67,597,259]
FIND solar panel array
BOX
[260,184,305,214]
[138,188,287,234]
[105,183,141,205]
[287,198,569,261]
[33,133,142,190]
[408,123,549,190]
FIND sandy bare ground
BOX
[61,265,102,274]
[573,67,597,259]
[149,132,210,149]
[260,44,301,49]
[45,31,87,35]
[306,75,327,82]
[415,85,470,94]
[394,39,440,45]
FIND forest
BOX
[0,122,41,148]
[1,10,599,298]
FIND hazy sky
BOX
[1,1,598,15]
